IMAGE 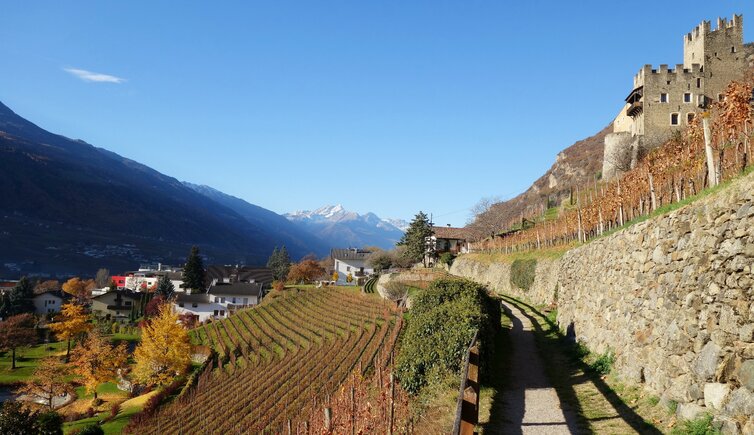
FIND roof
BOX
[331,248,372,261]
[206,266,273,285]
[175,293,211,304]
[91,289,142,301]
[433,226,469,240]
[208,282,263,297]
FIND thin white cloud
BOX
[63,67,126,84]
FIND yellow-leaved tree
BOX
[133,304,191,387]
[71,330,128,399]
[49,302,92,362]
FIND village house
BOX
[331,248,374,285]
[173,281,263,323]
[32,289,67,315]
[91,290,142,322]
[206,265,273,289]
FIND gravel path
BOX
[496,301,577,435]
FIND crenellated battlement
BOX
[685,14,743,42]
[633,63,703,88]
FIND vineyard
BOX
[473,80,754,253]
[125,287,406,434]
[363,276,378,294]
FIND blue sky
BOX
[2,1,753,226]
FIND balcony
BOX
[627,101,643,117]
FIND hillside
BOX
[129,288,405,433]
[0,101,320,277]
[469,125,609,237]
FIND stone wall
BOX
[449,255,559,307]
[453,171,754,433]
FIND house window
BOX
[192,303,198,308]
[683,93,692,103]
[346,266,351,272]
[660,93,668,103]
[221,297,226,303]
[178,302,185,308]
[125,301,132,306]
[213,310,219,316]
[687,113,695,124]
[232,297,236,304]
[220,310,225,316]
[214,297,219,303]
[670,113,680,125]
[696,78,702,88]
[243,298,248,305]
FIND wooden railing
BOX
[452,331,480,435]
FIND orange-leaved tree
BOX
[62,277,96,303]
[286,259,326,284]
[133,304,191,387]
[71,330,128,400]
[49,302,92,362]
[16,357,74,410]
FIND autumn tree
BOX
[0,314,37,369]
[71,331,127,400]
[16,357,74,410]
[49,302,92,362]
[144,295,167,318]
[35,280,61,294]
[267,246,291,281]
[62,278,95,303]
[133,305,191,387]
[286,259,326,284]
[155,275,175,299]
[182,246,206,291]
[396,211,433,265]
[8,277,35,315]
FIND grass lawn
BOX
[0,341,68,384]
[63,390,157,435]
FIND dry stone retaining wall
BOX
[452,172,754,433]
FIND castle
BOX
[603,15,751,179]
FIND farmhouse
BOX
[173,282,263,322]
[32,289,67,315]
[206,265,273,289]
[331,248,374,285]
[432,226,470,256]
[91,290,142,322]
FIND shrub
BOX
[36,411,63,435]
[396,278,500,394]
[439,252,456,266]
[78,424,104,435]
[272,280,285,292]
[510,258,537,291]
[590,350,615,375]
[110,402,121,417]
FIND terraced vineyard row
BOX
[128,288,402,434]
[363,276,378,293]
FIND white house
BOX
[331,248,374,286]
[173,282,263,323]
[32,290,66,315]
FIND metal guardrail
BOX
[452,330,480,435]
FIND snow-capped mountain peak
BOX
[284,205,407,250]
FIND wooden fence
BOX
[452,330,480,435]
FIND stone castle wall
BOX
[452,171,754,433]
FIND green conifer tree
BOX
[155,275,175,299]
[267,246,291,281]
[9,277,35,315]
[182,246,206,291]
[397,212,433,265]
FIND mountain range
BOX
[0,100,408,278]
[286,205,407,250]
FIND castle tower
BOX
[602,15,749,180]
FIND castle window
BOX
[671,113,680,126]
[696,78,702,88]
[660,93,668,103]
[684,93,692,103]
[718,94,724,102]
[731,46,736,53]
[687,113,695,124]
